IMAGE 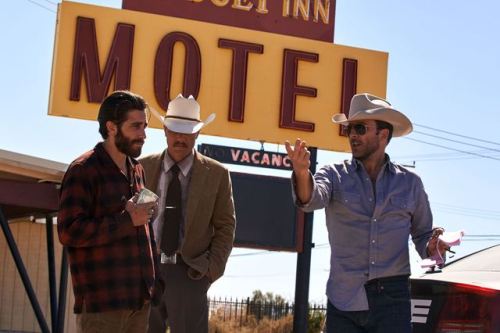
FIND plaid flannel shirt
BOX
[57,143,158,313]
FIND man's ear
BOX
[106,121,118,137]
[379,128,389,143]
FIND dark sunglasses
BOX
[346,123,373,136]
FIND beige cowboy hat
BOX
[331,93,413,137]
[150,94,216,134]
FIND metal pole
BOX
[56,247,68,333]
[0,207,50,333]
[293,147,317,333]
[46,215,58,332]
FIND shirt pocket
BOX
[389,195,416,212]
[383,195,414,225]
[390,196,409,209]
[333,190,364,215]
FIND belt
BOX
[365,274,409,287]
[159,251,186,265]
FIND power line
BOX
[230,235,500,258]
[431,202,500,221]
[402,137,500,161]
[395,151,475,159]
[397,155,498,163]
[432,202,500,215]
[460,238,500,242]
[393,148,500,163]
[414,123,500,147]
[40,0,58,5]
[395,123,500,163]
[434,209,500,221]
[25,0,56,13]
[413,130,500,153]
[465,235,500,238]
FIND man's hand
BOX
[426,227,449,257]
[285,139,311,176]
[125,195,158,226]
[285,138,313,204]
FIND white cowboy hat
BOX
[331,93,413,137]
[150,94,215,134]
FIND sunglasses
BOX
[346,123,374,136]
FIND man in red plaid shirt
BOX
[58,91,160,332]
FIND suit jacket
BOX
[140,150,236,282]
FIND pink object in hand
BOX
[420,230,465,269]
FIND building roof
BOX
[0,149,68,219]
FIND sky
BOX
[1,0,500,304]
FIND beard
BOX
[351,139,380,161]
[115,128,144,158]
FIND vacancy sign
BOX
[48,1,388,152]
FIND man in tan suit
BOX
[141,94,236,333]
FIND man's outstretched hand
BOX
[285,139,311,176]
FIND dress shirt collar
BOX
[163,149,195,176]
[348,154,396,174]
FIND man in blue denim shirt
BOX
[285,93,447,333]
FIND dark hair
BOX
[97,90,148,139]
[375,120,393,143]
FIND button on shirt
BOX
[294,156,433,311]
[152,151,194,250]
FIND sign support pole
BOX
[0,207,50,333]
[293,147,318,333]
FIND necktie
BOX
[161,164,182,256]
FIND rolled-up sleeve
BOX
[410,177,433,259]
[291,166,334,212]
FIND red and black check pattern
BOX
[57,143,158,313]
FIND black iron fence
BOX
[208,297,326,325]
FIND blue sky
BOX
[1,0,500,303]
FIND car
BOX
[411,244,500,333]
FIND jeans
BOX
[325,275,412,333]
